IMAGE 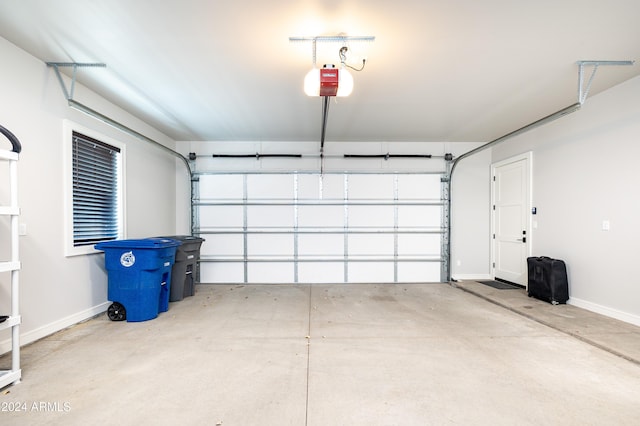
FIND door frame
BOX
[490,152,533,286]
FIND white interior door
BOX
[492,153,531,286]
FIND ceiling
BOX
[1,0,639,144]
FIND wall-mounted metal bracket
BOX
[45,60,194,231]
[577,60,634,104]
[45,62,106,101]
[445,59,634,282]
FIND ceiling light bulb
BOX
[337,67,353,97]
[304,67,320,96]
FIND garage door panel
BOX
[398,205,442,227]
[199,175,244,199]
[398,262,441,283]
[397,234,441,256]
[348,205,394,227]
[247,174,293,198]
[348,234,395,256]
[298,234,343,256]
[248,263,294,283]
[348,174,393,199]
[397,175,441,199]
[298,262,344,283]
[298,205,343,227]
[297,174,320,199]
[200,234,244,257]
[348,262,394,283]
[247,206,294,227]
[200,262,244,283]
[199,206,244,228]
[317,174,344,199]
[247,234,293,256]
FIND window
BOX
[64,122,125,256]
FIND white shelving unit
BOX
[0,127,21,389]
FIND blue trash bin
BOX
[95,238,182,322]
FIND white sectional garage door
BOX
[194,172,445,283]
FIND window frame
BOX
[63,121,126,256]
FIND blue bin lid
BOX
[95,238,182,251]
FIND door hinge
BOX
[492,234,495,239]
[492,205,495,210]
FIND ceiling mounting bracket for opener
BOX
[46,62,107,101]
[289,35,376,45]
[289,35,375,75]
[576,60,634,104]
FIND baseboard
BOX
[451,273,492,282]
[569,297,640,327]
[0,302,109,355]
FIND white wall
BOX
[0,37,181,353]
[450,147,493,280]
[492,75,640,325]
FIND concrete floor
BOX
[1,282,640,425]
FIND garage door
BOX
[194,172,445,283]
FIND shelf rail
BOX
[0,125,22,389]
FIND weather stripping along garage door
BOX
[194,172,445,283]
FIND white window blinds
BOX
[72,131,121,246]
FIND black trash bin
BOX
[158,235,205,302]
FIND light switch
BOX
[19,223,27,236]
[602,220,610,231]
